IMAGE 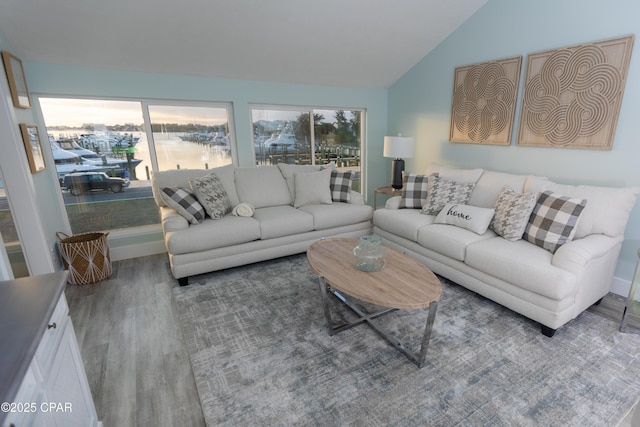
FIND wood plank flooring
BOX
[64,254,205,427]
[64,254,639,426]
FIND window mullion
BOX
[141,102,159,175]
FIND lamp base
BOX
[391,158,405,189]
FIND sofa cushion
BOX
[465,238,578,301]
[421,175,475,215]
[417,223,496,261]
[159,187,206,224]
[189,173,233,219]
[293,168,332,208]
[425,162,483,183]
[330,170,353,203]
[468,170,531,208]
[525,176,640,239]
[278,163,322,199]
[489,185,537,241]
[235,166,292,208]
[434,203,495,235]
[253,206,314,239]
[165,215,261,255]
[523,191,587,254]
[151,164,239,208]
[299,203,373,230]
[373,208,435,242]
[399,173,430,209]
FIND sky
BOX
[39,98,229,128]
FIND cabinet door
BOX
[43,317,100,427]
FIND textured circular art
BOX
[518,35,634,150]
[450,56,522,145]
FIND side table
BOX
[620,248,640,333]
[374,186,402,209]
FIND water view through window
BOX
[251,107,362,191]
[39,98,233,234]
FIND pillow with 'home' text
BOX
[435,203,495,234]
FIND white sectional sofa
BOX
[373,163,639,336]
[151,163,373,286]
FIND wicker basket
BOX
[57,231,112,285]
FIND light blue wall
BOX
[388,0,640,282]
[0,28,67,272]
[23,63,389,202]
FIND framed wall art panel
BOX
[20,123,46,173]
[1,51,31,109]
[450,56,522,145]
[517,35,634,150]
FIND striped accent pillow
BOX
[160,187,206,224]
[523,191,587,253]
[330,170,353,202]
[399,173,431,209]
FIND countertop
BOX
[0,271,68,409]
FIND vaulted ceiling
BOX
[0,0,486,88]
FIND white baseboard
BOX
[610,275,631,297]
[110,241,166,262]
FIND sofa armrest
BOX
[385,196,402,210]
[350,190,365,205]
[160,206,189,232]
[552,233,624,275]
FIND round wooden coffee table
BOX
[307,237,442,368]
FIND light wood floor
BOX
[64,254,639,426]
[65,254,205,427]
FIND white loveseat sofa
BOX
[373,163,639,336]
[152,163,373,286]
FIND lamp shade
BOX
[383,136,415,159]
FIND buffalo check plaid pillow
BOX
[523,191,587,253]
[160,187,206,224]
[330,170,353,202]
[399,173,432,209]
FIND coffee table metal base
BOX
[316,275,438,369]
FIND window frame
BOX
[249,103,365,172]
[33,94,237,241]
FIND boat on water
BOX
[49,142,117,179]
[179,132,212,142]
[77,132,139,151]
[264,123,298,151]
[56,137,142,171]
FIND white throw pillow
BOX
[435,203,495,234]
[277,163,322,199]
[293,168,333,208]
[235,166,292,208]
[425,162,483,183]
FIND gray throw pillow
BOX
[330,170,353,203]
[399,173,431,209]
[421,175,475,215]
[490,185,537,241]
[189,173,232,219]
[160,187,206,224]
[523,191,587,253]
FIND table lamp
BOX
[383,135,415,189]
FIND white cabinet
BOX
[3,295,101,427]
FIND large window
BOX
[146,104,233,171]
[39,97,234,234]
[251,106,363,191]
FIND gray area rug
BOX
[173,254,640,426]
